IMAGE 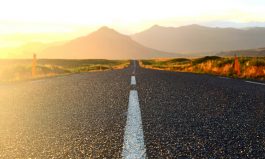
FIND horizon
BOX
[1,23,265,49]
[1,23,265,59]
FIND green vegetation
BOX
[192,56,222,65]
[141,58,191,69]
[0,59,129,82]
[161,58,191,64]
[249,58,265,67]
[140,57,265,80]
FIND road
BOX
[0,61,265,158]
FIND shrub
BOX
[163,58,191,64]
[192,56,222,65]
[249,58,265,67]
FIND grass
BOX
[0,59,129,82]
[140,57,265,80]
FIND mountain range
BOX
[217,48,265,57]
[132,24,265,55]
[1,24,265,59]
[41,27,177,59]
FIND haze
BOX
[1,0,265,48]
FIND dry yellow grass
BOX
[0,59,130,82]
[140,57,265,80]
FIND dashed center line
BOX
[245,80,265,86]
[122,90,146,159]
[133,60,136,74]
[131,76,136,85]
[123,61,146,158]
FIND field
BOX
[140,56,265,80]
[0,59,129,82]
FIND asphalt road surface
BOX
[0,61,265,158]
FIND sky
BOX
[1,0,265,47]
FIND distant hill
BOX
[132,24,265,54]
[39,27,176,59]
[217,48,265,57]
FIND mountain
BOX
[217,48,265,57]
[201,21,265,28]
[132,24,265,54]
[40,27,176,59]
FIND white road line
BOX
[133,60,136,74]
[245,80,265,86]
[131,76,136,85]
[122,90,146,159]
[218,76,230,79]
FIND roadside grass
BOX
[140,57,265,80]
[0,59,129,82]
